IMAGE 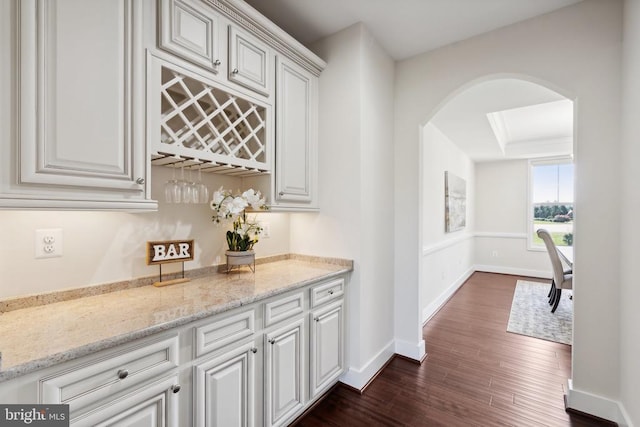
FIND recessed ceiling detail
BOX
[430,79,573,162]
[486,99,573,159]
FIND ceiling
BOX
[243,0,583,61]
[243,0,578,161]
[431,79,573,162]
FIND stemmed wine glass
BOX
[179,164,192,204]
[187,167,199,204]
[164,165,181,203]
[196,167,209,204]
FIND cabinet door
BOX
[309,300,344,399]
[264,318,305,427]
[159,0,223,74]
[0,0,156,209]
[228,26,271,96]
[194,342,257,427]
[73,375,180,427]
[274,56,318,209]
[4,0,154,210]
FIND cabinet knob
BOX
[251,347,258,354]
[117,369,129,380]
[213,59,221,66]
[314,317,320,322]
[135,177,145,185]
[278,192,284,196]
[328,290,334,295]
[268,338,276,345]
[232,68,239,75]
[171,384,181,394]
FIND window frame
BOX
[527,156,574,251]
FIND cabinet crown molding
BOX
[205,0,327,76]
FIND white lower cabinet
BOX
[264,317,305,427]
[0,275,348,427]
[194,341,257,427]
[309,300,344,399]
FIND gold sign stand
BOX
[146,240,195,287]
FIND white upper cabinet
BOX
[273,56,318,209]
[228,26,272,97]
[158,0,272,99]
[159,0,223,74]
[0,0,156,210]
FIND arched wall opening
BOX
[418,76,575,332]
[393,1,622,419]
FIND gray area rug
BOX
[507,280,572,345]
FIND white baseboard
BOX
[395,338,426,361]
[422,267,474,324]
[340,339,395,391]
[474,264,550,279]
[567,379,632,426]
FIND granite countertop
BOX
[0,257,352,383]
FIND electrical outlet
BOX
[35,228,63,259]
[261,222,271,238]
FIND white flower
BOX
[242,189,266,210]
[228,196,248,215]
[212,186,226,205]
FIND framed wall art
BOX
[445,171,466,232]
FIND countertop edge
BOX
[0,265,351,383]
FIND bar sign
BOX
[146,240,195,265]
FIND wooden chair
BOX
[537,228,573,313]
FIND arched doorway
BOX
[417,75,575,358]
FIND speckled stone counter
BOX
[0,256,352,382]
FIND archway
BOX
[417,75,575,359]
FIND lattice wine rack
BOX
[151,62,270,176]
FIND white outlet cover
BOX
[261,222,271,238]
[35,228,63,258]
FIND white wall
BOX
[420,123,475,322]
[474,160,550,277]
[291,23,396,389]
[619,0,640,423]
[0,166,290,298]
[395,0,624,421]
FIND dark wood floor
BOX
[295,272,613,426]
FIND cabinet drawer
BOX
[194,309,255,357]
[264,292,304,327]
[39,335,179,415]
[72,374,180,427]
[310,278,344,308]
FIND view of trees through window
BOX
[531,161,574,247]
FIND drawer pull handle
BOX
[117,369,129,380]
[328,290,334,295]
[171,384,181,394]
[268,338,276,345]
[135,177,145,185]
[213,59,221,66]
[232,68,239,74]
[251,347,258,354]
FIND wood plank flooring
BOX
[295,272,613,426]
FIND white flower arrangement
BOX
[210,187,268,251]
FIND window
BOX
[529,159,574,249]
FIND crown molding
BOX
[205,0,326,76]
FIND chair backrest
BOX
[537,228,566,287]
